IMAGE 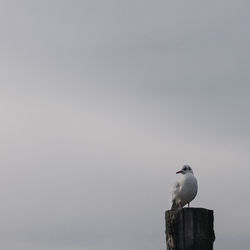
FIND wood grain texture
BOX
[165,208,215,250]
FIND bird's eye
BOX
[183,166,187,171]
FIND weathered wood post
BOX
[165,208,215,250]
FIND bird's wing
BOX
[171,181,180,210]
[172,181,180,201]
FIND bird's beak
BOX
[176,170,183,174]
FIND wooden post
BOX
[165,208,215,250]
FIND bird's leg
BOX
[188,202,190,208]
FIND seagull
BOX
[171,165,198,210]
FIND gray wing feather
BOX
[171,182,180,210]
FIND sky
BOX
[0,0,250,249]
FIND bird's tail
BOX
[171,201,179,211]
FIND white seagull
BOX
[171,165,198,210]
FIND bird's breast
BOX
[179,174,198,203]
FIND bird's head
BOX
[176,165,193,175]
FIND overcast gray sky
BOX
[0,0,250,249]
